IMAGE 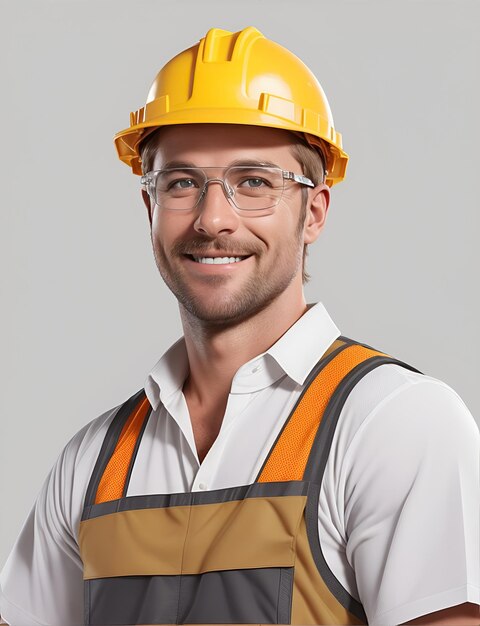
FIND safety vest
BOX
[79,336,422,625]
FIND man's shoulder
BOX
[61,390,144,473]
[35,391,144,535]
[337,338,465,412]
[333,354,478,456]
[353,357,472,420]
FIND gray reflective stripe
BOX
[85,567,294,625]
[303,354,423,624]
[83,479,309,520]
[278,567,294,624]
[83,388,146,512]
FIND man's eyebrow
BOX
[228,158,280,168]
[157,159,282,170]
[159,160,198,170]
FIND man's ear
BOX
[141,189,153,227]
[303,183,330,244]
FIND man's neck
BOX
[180,291,309,406]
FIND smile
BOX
[191,256,249,264]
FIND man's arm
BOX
[341,377,479,625]
[401,601,479,625]
[1,407,122,624]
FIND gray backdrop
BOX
[1,0,479,568]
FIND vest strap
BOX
[83,389,152,513]
[257,341,389,482]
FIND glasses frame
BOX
[140,165,315,212]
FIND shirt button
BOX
[252,365,261,373]
[198,482,207,490]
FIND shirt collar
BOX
[144,301,341,409]
[266,301,341,385]
[144,337,190,410]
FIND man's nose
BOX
[193,180,240,237]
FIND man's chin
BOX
[160,262,297,327]
[174,287,274,327]
[179,298,257,327]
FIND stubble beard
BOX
[152,234,304,328]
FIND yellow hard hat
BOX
[114,26,348,186]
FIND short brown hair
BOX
[290,138,326,283]
[139,127,326,284]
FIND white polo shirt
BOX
[1,302,479,626]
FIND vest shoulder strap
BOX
[257,336,423,482]
[83,389,152,510]
[83,336,422,508]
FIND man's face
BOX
[143,124,326,326]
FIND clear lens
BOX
[150,166,285,211]
[227,167,284,210]
[155,169,206,210]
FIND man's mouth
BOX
[185,254,251,265]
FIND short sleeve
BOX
[0,407,118,626]
[342,379,480,626]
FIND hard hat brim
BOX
[114,110,348,186]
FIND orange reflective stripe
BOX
[95,395,151,504]
[258,344,387,482]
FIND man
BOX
[0,26,478,626]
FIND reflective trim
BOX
[85,567,294,625]
[82,479,309,521]
[121,399,152,498]
[83,389,145,509]
[255,337,352,481]
[258,342,389,483]
[95,394,152,504]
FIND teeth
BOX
[192,256,245,264]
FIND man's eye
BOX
[239,177,269,188]
[169,178,198,189]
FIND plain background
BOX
[1,0,479,569]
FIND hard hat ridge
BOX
[200,26,263,63]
